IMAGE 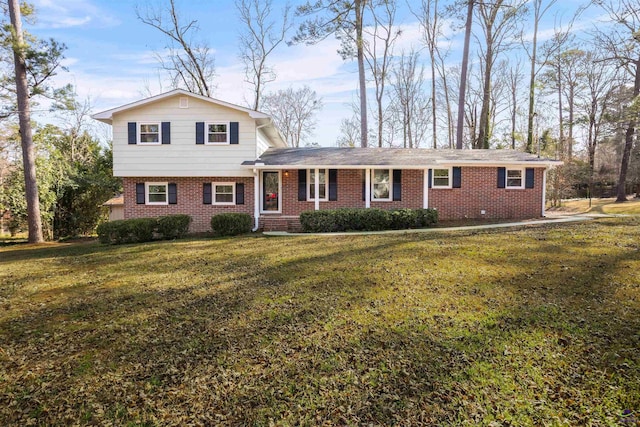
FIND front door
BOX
[262,171,280,212]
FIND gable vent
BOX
[179,97,189,108]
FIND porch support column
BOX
[314,168,320,211]
[423,168,429,209]
[541,168,547,217]
[365,168,371,208]
[252,169,260,231]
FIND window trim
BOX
[432,167,452,189]
[212,182,236,205]
[307,169,328,201]
[261,170,282,214]
[205,122,230,145]
[371,169,392,202]
[138,123,161,145]
[506,167,525,189]
[145,182,168,205]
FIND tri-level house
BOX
[93,89,561,232]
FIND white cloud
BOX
[31,0,119,29]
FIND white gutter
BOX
[243,161,562,170]
[252,169,260,232]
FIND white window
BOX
[139,123,161,144]
[372,169,391,201]
[206,123,228,144]
[308,169,328,201]
[432,168,451,188]
[506,168,524,189]
[213,183,235,205]
[146,182,168,205]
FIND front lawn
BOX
[1,218,639,425]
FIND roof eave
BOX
[243,160,563,169]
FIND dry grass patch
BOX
[1,219,639,425]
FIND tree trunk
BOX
[567,84,574,160]
[8,0,43,243]
[456,0,473,149]
[477,37,493,149]
[355,0,368,148]
[616,59,640,202]
[525,1,540,154]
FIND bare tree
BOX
[507,58,524,149]
[524,5,580,153]
[336,117,360,147]
[261,86,323,147]
[456,0,474,149]
[295,0,368,147]
[576,51,619,184]
[414,0,447,149]
[391,50,430,148]
[236,0,292,111]
[363,0,400,147]
[593,0,640,202]
[475,0,527,149]
[137,0,216,96]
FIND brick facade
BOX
[124,166,544,232]
[123,177,254,233]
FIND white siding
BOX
[256,128,270,157]
[112,94,257,177]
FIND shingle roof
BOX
[243,147,561,168]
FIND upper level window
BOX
[372,169,391,201]
[506,168,524,189]
[432,168,451,188]
[139,123,160,144]
[207,123,228,144]
[213,183,235,205]
[308,169,327,201]
[146,182,168,204]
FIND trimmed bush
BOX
[299,208,438,233]
[211,213,253,236]
[157,214,191,239]
[96,217,158,244]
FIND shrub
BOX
[299,208,438,233]
[97,218,157,244]
[211,213,253,236]
[157,214,191,239]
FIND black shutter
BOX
[328,169,338,201]
[128,122,137,145]
[453,167,462,188]
[203,183,212,204]
[392,169,402,201]
[196,122,205,144]
[236,183,245,205]
[230,122,239,144]
[362,170,366,201]
[428,169,432,189]
[298,169,307,201]
[168,183,177,204]
[525,168,535,188]
[497,167,506,188]
[136,183,145,204]
[162,122,171,144]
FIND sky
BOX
[25,0,597,147]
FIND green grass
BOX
[1,218,639,425]
[548,197,640,214]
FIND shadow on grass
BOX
[1,218,639,425]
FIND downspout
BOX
[365,168,371,208]
[423,168,429,209]
[541,167,547,218]
[252,168,260,231]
